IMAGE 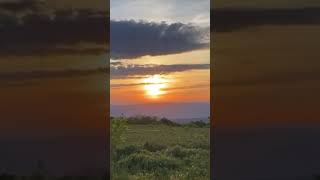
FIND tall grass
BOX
[111,116,210,180]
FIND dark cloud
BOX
[110,20,209,59]
[0,8,108,56]
[212,7,320,32]
[0,0,45,12]
[111,64,209,79]
[0,67,106,81]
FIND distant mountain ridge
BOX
[110,102,210,121]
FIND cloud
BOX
[163,83,209,91]
[110,20,209,59]
[110,61,123,66]
[110,82,147,88]
[0,0,45,12]
[111,82,209,91]
[213,70,320,87]
[212,7,320,32]
[111,64,209,79]
[0,67,106,81]
[0,8,108,56]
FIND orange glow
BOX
[143,75,168,99]
[110,51,210,105]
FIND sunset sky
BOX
[212,0,320,126]
[213,1,320,179]
[0,0,108,136]
[110,0,210,115]
[0,0,107,174]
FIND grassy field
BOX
[122,124,209,148]
[111,119,210,180]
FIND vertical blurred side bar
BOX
[210,0,215,179]
[107,0,111,178]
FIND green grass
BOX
[122,124,209,149]
[111,122,210,180]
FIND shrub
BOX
[166,145,208,159]
[185,120,209,128]
[116,145,140,159]
[111,117,128,149]
[191,142,210,149]
[117,150,181,173]
[166,146,189,159]
[143,142,167,152]
[127,115,158,125]
[159,118,180,126]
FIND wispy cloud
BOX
[111,64,210,79]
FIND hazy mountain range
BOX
[110,102,210,121]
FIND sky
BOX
[212,0,320,126]
[110,0,210,120]
[111,0,209,26]
[0,0,108,135]
[0,0,108,174]
[212,1,320,179]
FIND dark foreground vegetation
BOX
[112,115,210,128]
[0,161,106,180]
[111,116,210,180]
[0,174,106,180]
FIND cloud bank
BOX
[212,7,320,32]
[0,0,45,12]
[0,7,108,56]
[110,20,209,59]
[0,67,106,82]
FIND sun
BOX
[143,75,168,99]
